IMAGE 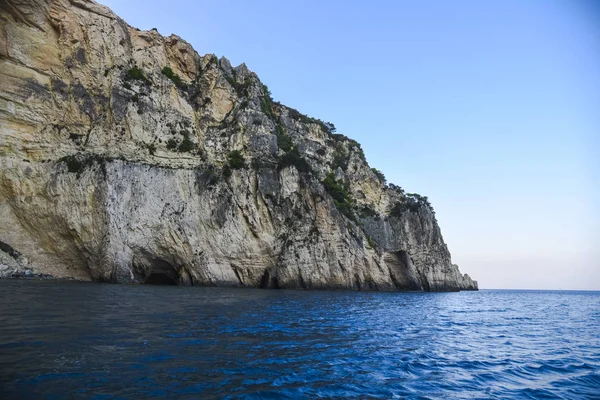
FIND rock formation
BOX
[0,0,477,291]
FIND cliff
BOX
[0,0,477,291]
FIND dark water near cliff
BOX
[0,281,599,399]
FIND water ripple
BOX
[0,281,598,399]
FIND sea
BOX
[0,280,598,399]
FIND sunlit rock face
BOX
[0,0,477,291]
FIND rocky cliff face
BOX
[0,0,477,291]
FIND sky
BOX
[98,0,599,290]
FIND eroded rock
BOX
[0,0,477,291]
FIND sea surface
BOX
[0,281,598,399]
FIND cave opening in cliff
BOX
[142,258,179,285]
[144,273,177,285]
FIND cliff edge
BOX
[0,0,477,291]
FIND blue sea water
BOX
[0,281,598,399]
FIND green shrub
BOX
[125,66,149,84]
[254,83,278,121]
[285,107,334,133]
[331,147,348,171]
[330,133,365,162]
[178,134,194,152]
[287,107,302,120]
[324,121,336,133]
[337,201,356,222]
[276,125,293,153]
[322,172,356,221]
[62,156,82,174]
[388,183,405,195]
[58,154,100,177]
[227,150,245,169]
[330,133,351,142]
[322,173,349,204]
[226,75,252,97]
[165,131,196,153]
[161,66,182,86]
[166,138,178,150]
[371,168,386,184]
[390,202,402,217]
[278,146,311,173]
[262,84,272,98]
[390,202,407,217]
[406,192,430,205]
[390,197,423,217]
[348,140,365,161]
[358,205,377,218]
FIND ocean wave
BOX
[0,282,598,399]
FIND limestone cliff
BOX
[0,0,477,291]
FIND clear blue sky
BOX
[99,0,599,290]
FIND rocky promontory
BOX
[0,0,477,291]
